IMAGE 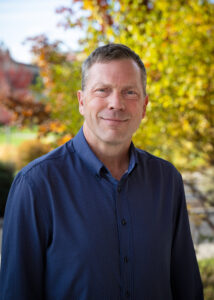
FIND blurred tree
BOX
[54,0,214,170]
[27,0,214,229]
[28,35,83,140]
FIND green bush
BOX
[0,162,15,217]
[199,258,214,300]
[16,139,51,170]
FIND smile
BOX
[100,117,128,123]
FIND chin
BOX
[100,134,129,146]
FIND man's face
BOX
[77,59,148,148]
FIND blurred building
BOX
[0,47,39,125]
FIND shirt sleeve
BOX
[170,172,204,300]
[0,172,51,300]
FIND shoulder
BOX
[18,140,74,179]
[135,147,182,179]
[135,148,174,167]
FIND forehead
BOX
[86,59,142,88]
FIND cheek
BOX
[88,99,106,113]
[129,102,143,115]
[80,100,101,120]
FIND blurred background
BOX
[0,0,214,298]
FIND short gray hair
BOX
[81,43,147,95]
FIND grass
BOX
[0,126,38,146]
[0,126,38,167]
[0,126,54,169]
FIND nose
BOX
[108,91,125,110]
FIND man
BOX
[0,44,203,299]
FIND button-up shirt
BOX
[0,128,203,300]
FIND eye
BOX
[94,87,107,93]
[94,87,110,97]
[123,89,138,98]
[127,90,136,95]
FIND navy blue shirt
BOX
[0,128,203,300]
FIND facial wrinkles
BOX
[91,87,134,121]
[86,61,143,94]
[98,110,131,121]
[89,87,141,123]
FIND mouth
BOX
[100,117,128,124]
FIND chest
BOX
[45,171,174,263]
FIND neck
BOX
[83,126,130,180]
[95,147,130,181]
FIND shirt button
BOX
[121,218,127,225]
[124,256,128,263]
[117,186,121,193]
[125,290,130,297]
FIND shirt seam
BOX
[20,151,69,177]
[22,172,52,232]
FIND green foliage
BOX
[29,0,214,171]
[47,60,83,136]
[16,139,51,170]
[199,258,214,300]
[29,36,83,138]
[0,162,14,217]
[55,0,214,171]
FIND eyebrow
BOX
[122,85,138,90]
[91,83,139,90]
[92,82,110,88]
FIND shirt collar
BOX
[72,127,138,177]
[128,142,138,174]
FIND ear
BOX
[142,95,149,119]
[77,90,84,116]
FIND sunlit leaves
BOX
[28,35,83,137]
[31,0,214,170]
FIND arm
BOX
[171,172,204,300]
[0,173,51,300]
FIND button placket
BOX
[124,256,128,263]
[125,290,130,298]
[121,218,127,225]
[116,180,132,300]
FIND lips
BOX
[99,112,130,122]
[101,117,127,122]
